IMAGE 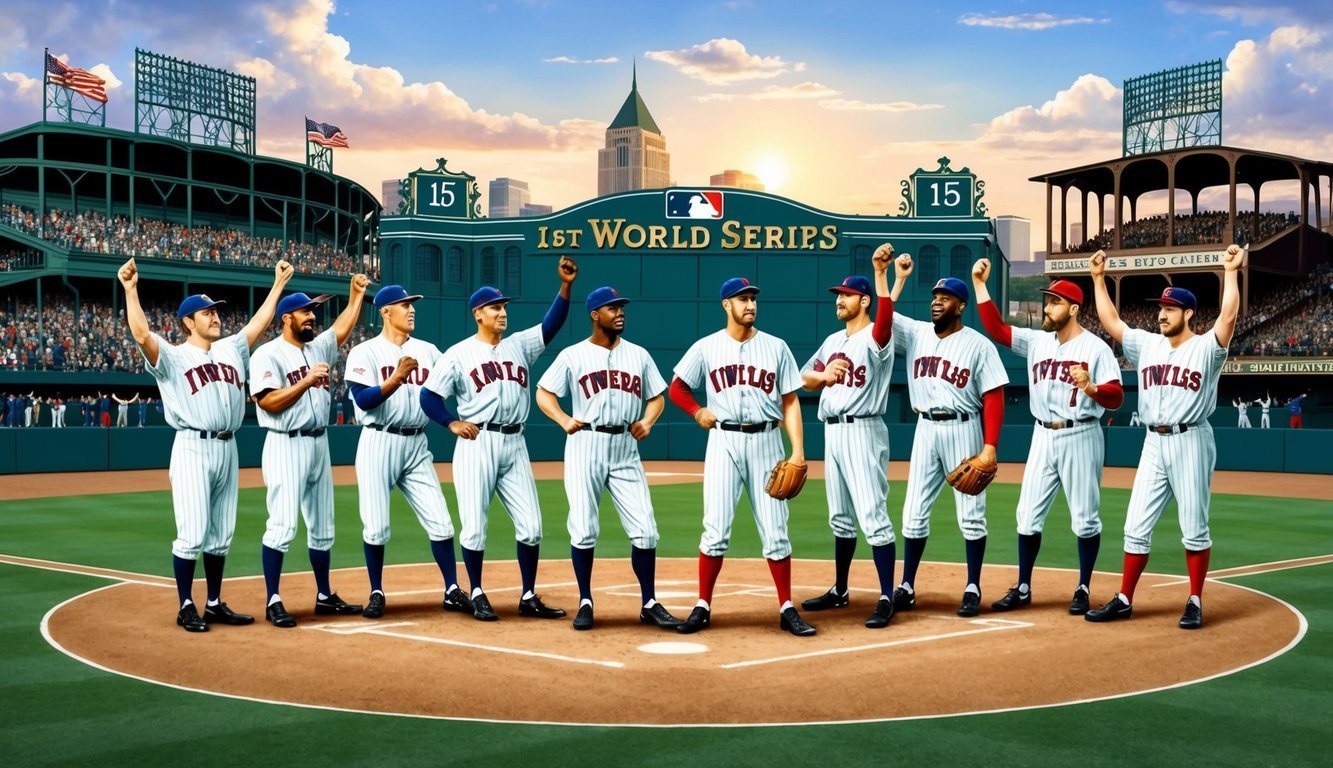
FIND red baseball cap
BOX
[1040,279,1084,306]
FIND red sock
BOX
[767,556,792,607]
[698,553,724,604]
[1186,548,1211,599]
[1120,552,1150,603]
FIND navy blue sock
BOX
[261,545,284,600]
[965,536,987,589]
[1017,532,1042,589]
[309,548,332,597]
[630,546,655,604]
[517,542,540,596]
[1077,533,1101,588]
[834,535,857,593]
[429,538,459,590]
[902,536,928,588]
[364,542,385,593]
[871,542,896,598]
[172,555,196,606]
[461,547,484,593]
[571,546,595,602]
[202,552,225,603]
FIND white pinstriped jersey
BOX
[1258,397,1272,415]
[674,329,801,422]
[1122,329,1228,425]
[425,325,544,424]
[803,325,894,420]
[143,332,250,432]
[1011,327,1119,422]
[892,315,1008,411]
[537,338,667,423]
[344,335,441,428]
[1237,401,1250,417]
[250,329,338,431]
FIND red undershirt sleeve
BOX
[978,301,1013,348]
[669,377,702,417]
[1089,379,1124,410]
[871,295,894,348]
[982,387,1004,446]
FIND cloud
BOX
[819,98,945,112]
[958,12,1109,31]
[644,38,796,84]
[974,73,1122,158]
[1222,24,1333,156]
[697,81,840,102]
[1163,1,1314,27]
[543,55,620,65]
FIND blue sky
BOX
[2,0,1329,254]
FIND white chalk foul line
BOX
[1150,553,1333,588]
[0,554,172,588]
[303,622,624,669]
[720,618,1033,669]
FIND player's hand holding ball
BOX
[895,253,914,279]
[449,420,480,440]
[558,255,578,284]
[1089,250,1107,279]
[1224,244,1246,271]
[274,259,295,285]
[118,258,138,290]
[390,356,418,383]
[694,407,718,430]
[350,273,371,295]
[872,243,894,272]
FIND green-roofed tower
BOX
[598,63,671,195]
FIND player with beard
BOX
[971,260,1122,615]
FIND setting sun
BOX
[754,157,788,193]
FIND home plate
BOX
[638,641,708,655]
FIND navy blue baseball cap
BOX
[829,275,872,297]
[586,286,630,312]
[469,286,511,310]
[177,294,226,319]
[720,277,760,300]
[1150,286,1197,311]
[932,277,969,303]
[277,292,332,316]
[373,284,423,308]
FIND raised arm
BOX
[889,251,913,303]
[332,274,371,347]
[871,243,895,348]
[972,258,1013,347]
[1213,244,1244,348]
[117,259,158,367]
[541,256,578,344]
[241,260,295,348]
[1089,250,1128,344]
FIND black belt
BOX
[1037,416,1098,430]
[365,423,424,436]
[1147,423,1192,435]
[576,424,628,434]
[919,411,971,422]
[271,427,326,438]
[481,422,523,434]
[717,421,779,433]
[189,430,234,441]
[824,415,874,424]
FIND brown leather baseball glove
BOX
[765,459,808,500]
[946,454,998,495]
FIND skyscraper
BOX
[381,179,404,216]
[995,215,1032,263]
[598,65,670,196]
[709,170,764,191]
[489,178,531,219]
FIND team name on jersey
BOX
[911,356,971,388]
[184,361,244,394]
[285,365,330,390]
[1031,358,1090,385]
[823,352,867,388]
[1140,364,1202,392]
[380,365,430,385]
[468,360,529,392]
[708,364,776,394]
[578,369,643,399]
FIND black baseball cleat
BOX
[864,597,894,629]
[957,591,982,617]
[1085,595,1133,623]
[315,593,364,616]
[890,586,916,612]
[1178,600,1203,630]
[363,591,386,619]
[640,603,683,629]
[265,601,297,628]
[442,587,473,614]
[572,603,594,631]
[177,604,209,633]
[203,602,254,625]
[518,594,566,619]
[471,592,498,621]
[677,606,711,634]
[1069,586,1091,616]
[779,607,816,637]
[990,586,1031,612]
[801,587,850,612]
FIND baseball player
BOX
[1129,410,1141,427]
[798,245,899,629]
[972,260,1123,615]
[535,285,682,631]
[1258,392,1273,428]
[1084,245,1243,630]
[1287,392,1309,428]
[1233,398,1252,428]
[252,275,370,629]
[668,276,816,637]
[887,252,1008,617]
[113,392,137,427]
[118,256,295,632]
[344,284,470,619]
[420,256,577,621]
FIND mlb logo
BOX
[665,190,723,219]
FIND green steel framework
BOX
[42,48,106,128]
[133,48,256,155]
[1122,60,1223,157]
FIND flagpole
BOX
[42,48,49,123]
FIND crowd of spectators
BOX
[1074,210,1299,252]
[2,204,377,280]
[1,248,43,271]
[1233,264,1333,356]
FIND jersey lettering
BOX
[707,364,777,394]
[825,352,868,388]
[1032,358,1090,385]
[577,369,643,399]
[1140,364,1203,392]
[284,365,330,390]
[184,361,244,394]
[912,355,972,389]
[379,365,431,385]
[468,360,529,392]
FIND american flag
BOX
[45,53,108,103]
[306,117,350,148]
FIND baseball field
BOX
[1,463,1328,767]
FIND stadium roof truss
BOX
[1123,60,1223,157]
[133,49,256,155]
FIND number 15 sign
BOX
[899,157,987,219]
[408,158,480,219]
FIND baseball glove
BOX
[946,454,998,496]
[765,459,808,500]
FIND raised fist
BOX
[972,258,991,282]
[350,273,371,295]
[1089,250,1107,279]
[118,258,138,290]
[872,243,894,272]
[558,255,578,283]
[275,260,295,284]
[1224,244,1246,272]
[895,253,914,279]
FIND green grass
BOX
[1,480,1329,767]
